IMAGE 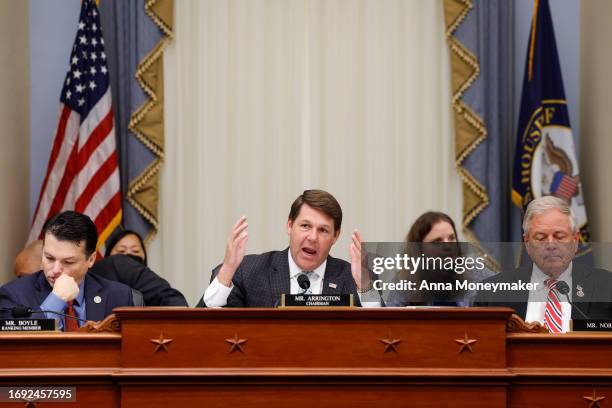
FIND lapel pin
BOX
[576,285,584,298]
[93,295,102,304]
[328,282,337,289]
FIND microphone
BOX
[297,273,311,294]
[555,281,590,320]
[0,306,32,318]
[3,306,89,324]
[12,306,33,318]
[41,310,89,324]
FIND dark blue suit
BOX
[0,270,133,321]
[473,264,612,320]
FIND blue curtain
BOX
[99,0,165,242]
[454,0,516,246]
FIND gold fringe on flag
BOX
[443,0,499,271]
[127,0,173,242]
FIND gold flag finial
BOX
[527,0,540,81]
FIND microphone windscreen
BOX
[297,273,311,290]
[12,306,33,318]
[556,281,570,295]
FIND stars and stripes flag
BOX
[28,0,122,250]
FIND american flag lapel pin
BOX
[328,282,337,289]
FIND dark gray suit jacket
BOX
[473,264,612,320]
[196,248,360,307]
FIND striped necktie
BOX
[544,279,563,333]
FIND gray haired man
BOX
[475,196,612,332]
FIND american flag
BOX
[28,0,122,249]
[551,171,578,202]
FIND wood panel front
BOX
[508,333,612,371]
[0,383,118,408]
[120,383,507,408]
[116,308,510,372]
[509,384,612,408]
[0,333,120,370]
[0,333,121,407]
[1,308,611,408]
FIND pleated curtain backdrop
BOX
[151,0,461,305]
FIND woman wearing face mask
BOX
[105,230,148,266]
[386,211,468,307]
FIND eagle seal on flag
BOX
[516,100,589,242]
[512,0,589,243]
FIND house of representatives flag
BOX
[28,0,122,250]
[512,0,589,242]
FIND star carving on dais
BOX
[584,390,606,408]
[379,331,402,353]
[455,333,478,354]
[150,332,174,353]
[225,333,248,353]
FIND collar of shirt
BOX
[70,280,88,326]
[288,251,327,294]
[74,280,86,307]
[530,262,573,302]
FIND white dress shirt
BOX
[288,251,326,295]
[525,263,573,333]
[203,251,381,307]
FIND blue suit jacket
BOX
[0,271,133,321]
[473,264,612,320]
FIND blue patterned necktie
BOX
[302,271,314,294]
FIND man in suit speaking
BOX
[475,196,612,332]
[0,211,133,330]
[199,189,380,307]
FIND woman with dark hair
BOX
[405,211,457,244]
[105,230,147,266]
[386,211,466,306]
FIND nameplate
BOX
[280,294,354,307]
[571,320,612,332]
[0,319,57,332]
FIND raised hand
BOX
[217,216,249,287]
[52,274,80,302]
[349,229,369,290]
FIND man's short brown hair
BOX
[288,189,342,232]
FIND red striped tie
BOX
[65,300,79,332]
[544,279,563,333]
